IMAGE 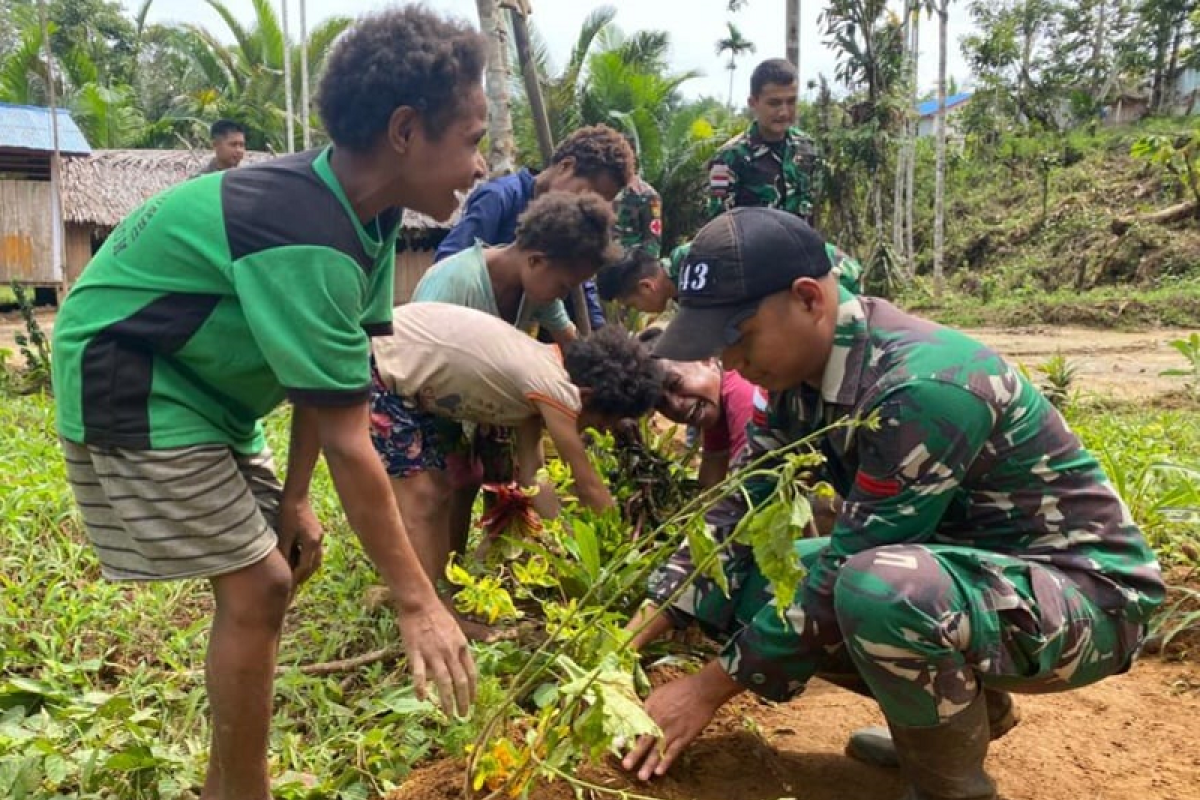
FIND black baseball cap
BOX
[654,208,833,361]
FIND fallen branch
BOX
[1111,201,1198,234]
[182,645,406,680]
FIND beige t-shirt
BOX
[372,302,581,426]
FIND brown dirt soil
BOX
[967,326,1199,403]
[394,659,1200,800]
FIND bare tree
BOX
[477,0,515,174]
[933,0,950,297]
[281,0,294,152]
[905,6,920,275]
[786,0,800,73]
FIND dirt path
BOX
[968,326,1197,402]
[3,311,1193,402]
[397,659,1200,800]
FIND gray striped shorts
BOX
[61,439,282,581]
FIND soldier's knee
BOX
[833,545,956,638]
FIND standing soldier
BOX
[706,58,819,226]
[613,148,663,258]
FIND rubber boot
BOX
[846,688,1017,768]
[891,691,998,800]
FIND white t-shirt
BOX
[373,302,581,426]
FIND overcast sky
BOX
[127,0,974,103]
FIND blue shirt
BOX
[435,169,606,330]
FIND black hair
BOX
[316,5,487,152]
[551,124,635,190]
[515,191,621,270]
[595,248,662,301]
[564,327,664,419]
[635,326,663,348]
[750,58,798,96]
[210,119,245,139]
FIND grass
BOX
[0,390,1197,799]
[900,277,1200,330]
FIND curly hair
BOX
[514,191,621,270]
[316,6,486,152]
[551,124,635,190]
[595,247,662,301]
[564,327,664,419]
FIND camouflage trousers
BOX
[679,537,1145,727]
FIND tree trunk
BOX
[1165,19,1184,114]
[476,0,515,175]
[1089,0,1108,97]
[299,0,310,149]
[905,7,919,277]
[508,5,553,165]
[893,2,911,263]
[785,0,800,76]
[933,1,948,297]
[281,0,294,152]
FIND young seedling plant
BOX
[458,416,867,799]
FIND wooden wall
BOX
[65,224,95,286]
[394,248,437,305]
[0,180,55,284]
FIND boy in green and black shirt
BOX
[53,9,490,798]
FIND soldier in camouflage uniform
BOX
[706,58,820,225]
[622,209,1164,800]
[613,173,663,258]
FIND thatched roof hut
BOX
[60,149,452,236]
[59,149,454,301]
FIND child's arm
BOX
[536,403,615,511]
[514,415,560,519]
[697,449,731,491]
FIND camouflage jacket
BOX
[705,122,819,221]
[649,288,1164,696]
[613,175,663,258]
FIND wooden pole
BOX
[506,2,553,165]
[281,0,295,152]
[300,0,310,149]
[37,0,66,292]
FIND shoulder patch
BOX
[709,163,734,196]
[751,387,769,427]
[855,471,903,498]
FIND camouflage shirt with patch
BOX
[613,175,663,258]
[649,288,1164,697]
[705,122,820,222]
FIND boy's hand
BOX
[396,601,477,717]
[278,496,324,589]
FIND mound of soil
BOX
[393,659,1200,800]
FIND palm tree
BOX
[168,0,350,151]
[716,22,755,109]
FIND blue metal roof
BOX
[916,93,972,118]
[0,102,91,155]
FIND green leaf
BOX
[375,690,435,718]
[735,498,809,618]
[685,519,729,597]
[572,519,602,582]
[557,654,660,754]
